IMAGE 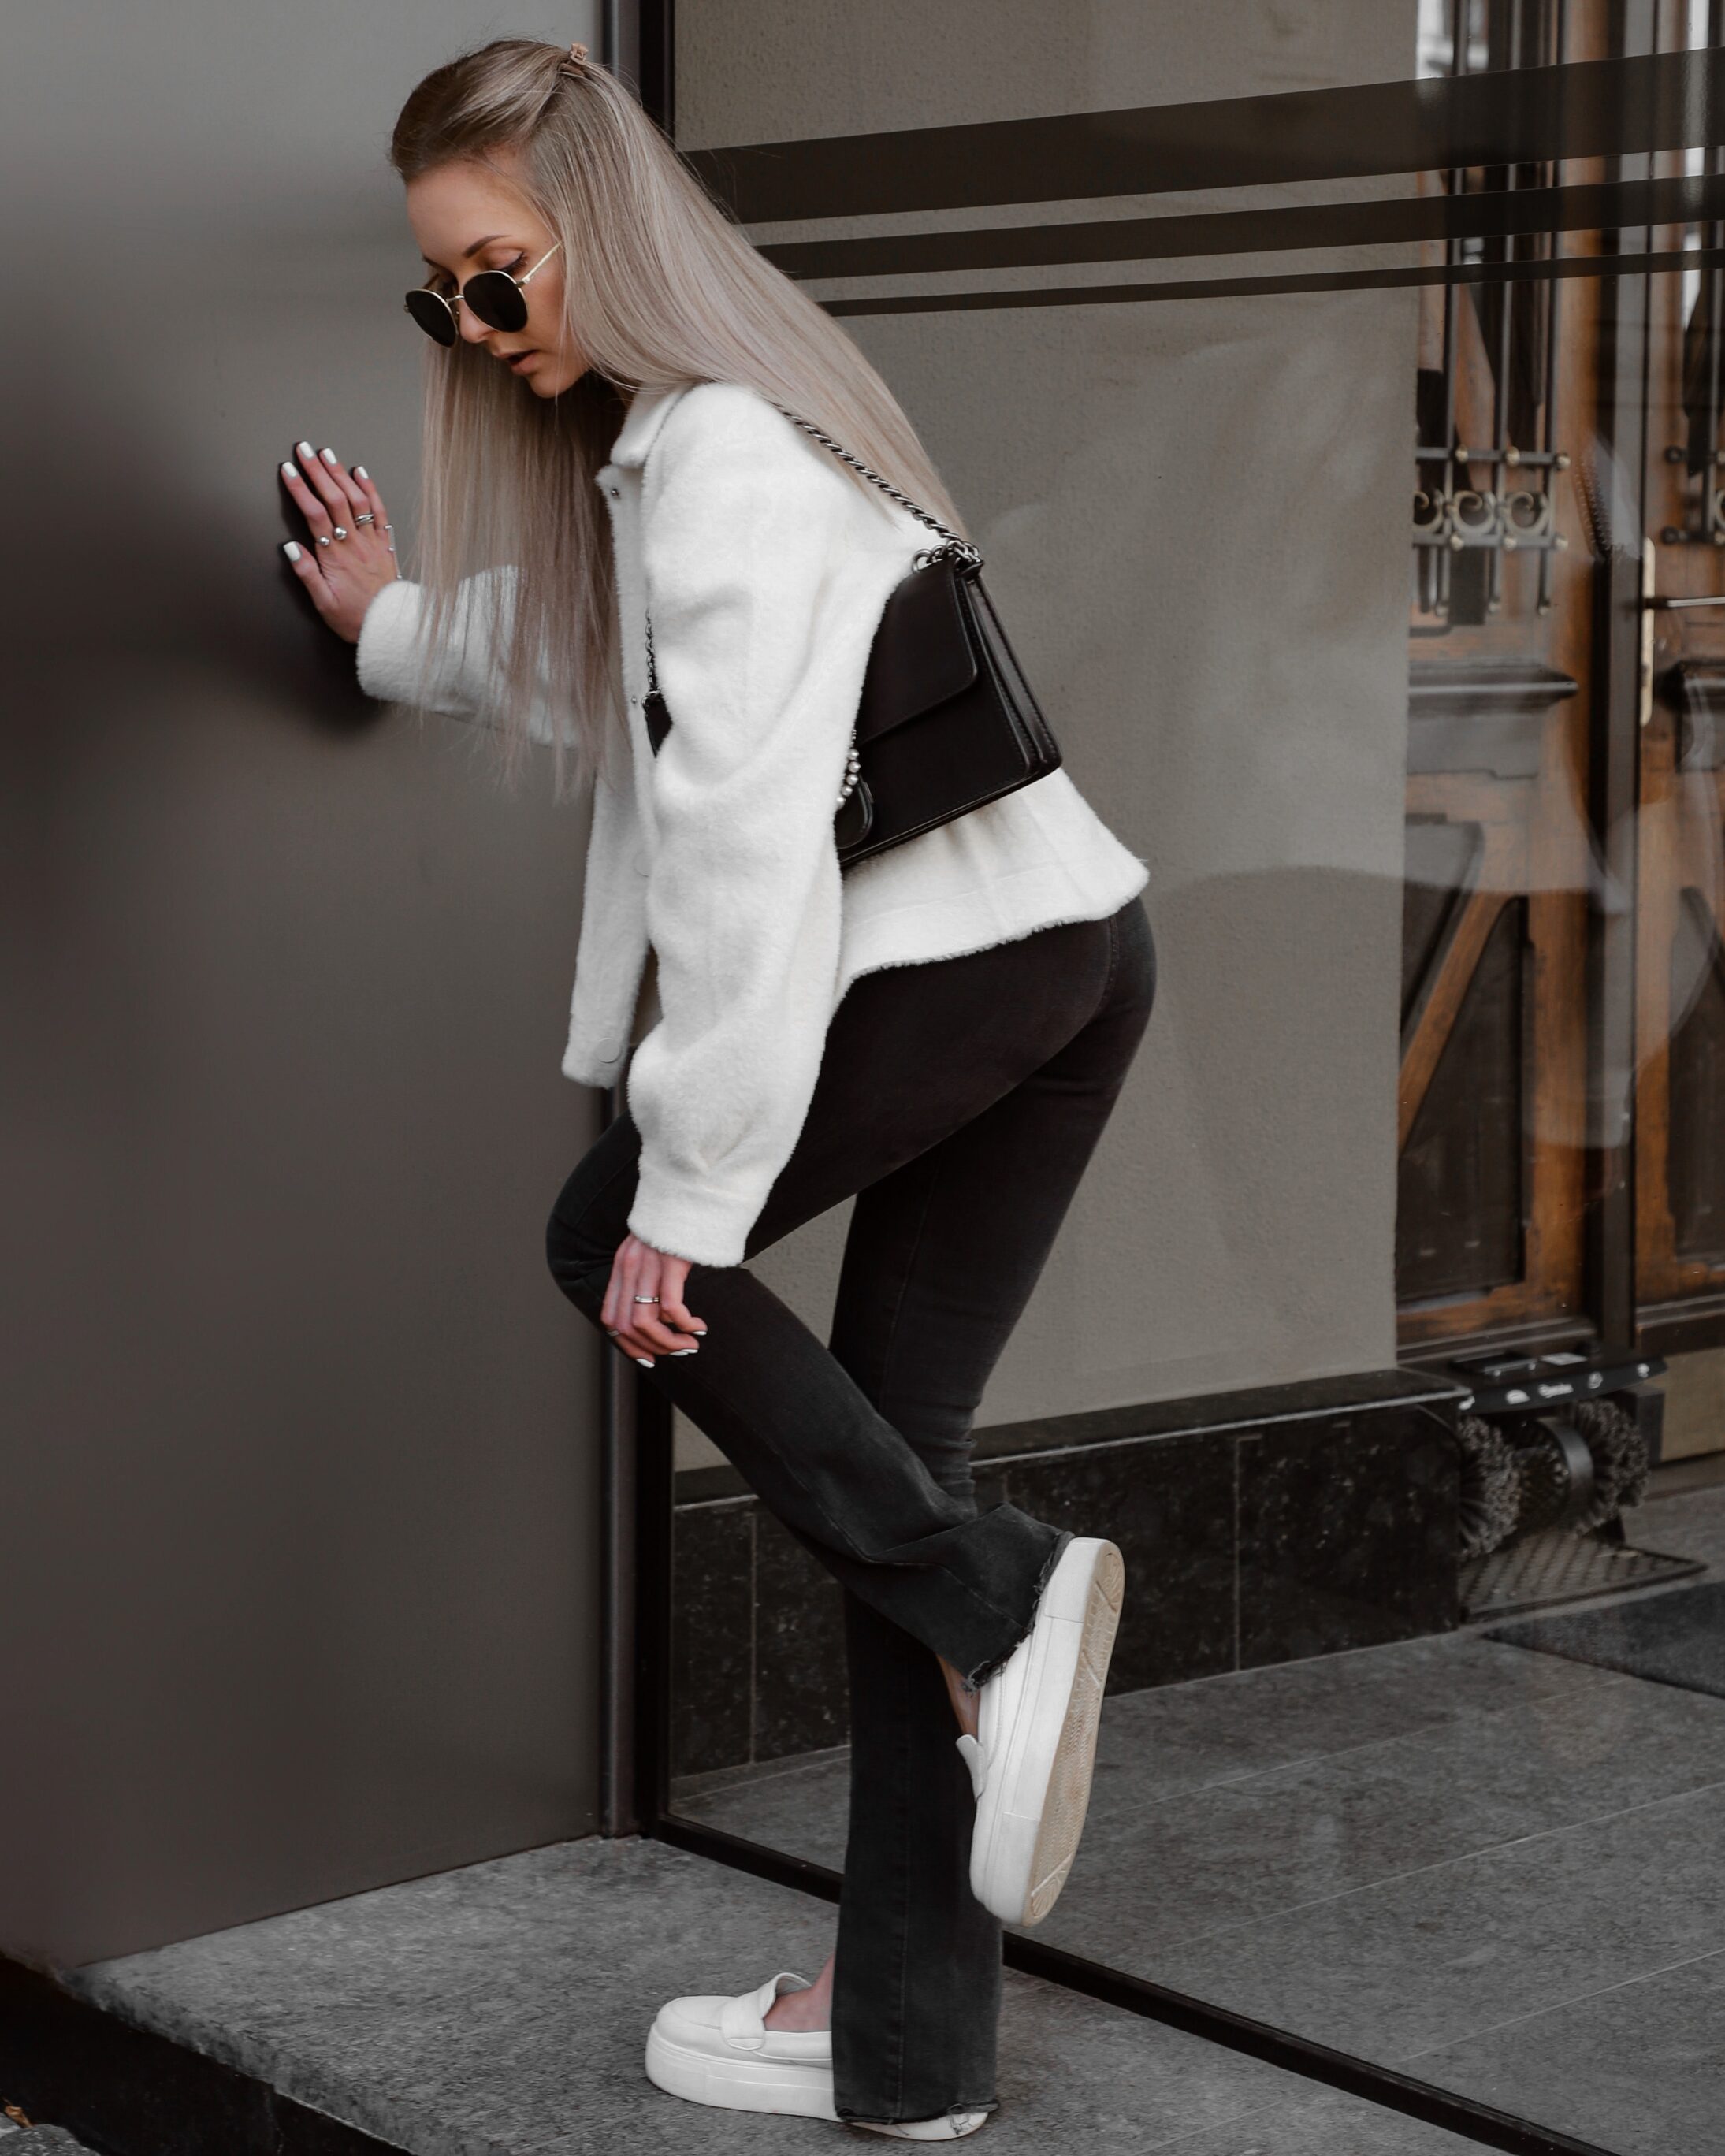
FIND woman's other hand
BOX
[278,443,399,644]
[601,1232,708,1367]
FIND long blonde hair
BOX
[389,39,967,797]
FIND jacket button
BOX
[608,485,620,499]
[597,1038,623,1063]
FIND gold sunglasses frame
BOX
[405,240,563,344]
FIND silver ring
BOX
[315,533,330,547]
[333,526,348,541]
[355,511,375,525]
[632,1294,660,1305]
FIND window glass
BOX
[661,11,1725,2149]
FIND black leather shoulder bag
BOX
[641,409,1062,872]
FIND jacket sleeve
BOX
[355,570,575,747]
[622,386,905,1267]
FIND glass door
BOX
[630,8,1725,2150]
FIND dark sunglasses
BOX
[404,241,562,346]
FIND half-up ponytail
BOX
[388,37,967,796]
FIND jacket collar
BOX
[606,380,698,470]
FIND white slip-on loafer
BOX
[644,1970,836,2118]
[959,1535,1125,1927]
[851,2106,992,2139]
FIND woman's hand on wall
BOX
[278,444,399,645]
[600,1232,707,1367]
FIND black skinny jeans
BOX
[545,890,1157,2124]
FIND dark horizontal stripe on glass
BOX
[818,243,1725,320]
[764,170,1725,282]
[689,49,1725,222]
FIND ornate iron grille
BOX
[1414,0,1570,624]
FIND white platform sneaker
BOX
[857,2110,991,2140]
[645,1971,990,2137]
[960,1536,1125,1927]
[645,1972,834,2119]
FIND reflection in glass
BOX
[661,6,1725,2149]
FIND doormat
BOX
[1460,1528,1701,1619]
[1486,1578,1725,1699]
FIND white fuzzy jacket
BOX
[357,381,1149,1266]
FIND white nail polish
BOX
[355,465,368,481]
[283,541,303,561]
[296,440,314,456]
[671,1348,698,1356]
[634,1356,655,1367]
[281,461,297,478]
[321,448,338,467]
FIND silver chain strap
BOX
[771,409,982,811]
[768,406,983,575]
[645,403,982,813]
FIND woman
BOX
[277,37,1156,2143]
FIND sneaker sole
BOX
[1026,1540,1123,1924]
[972,1539,1125,1929]
[851,2111,991,2139]
[645,2021,837,2119]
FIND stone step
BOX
[9,1837,1493,2155]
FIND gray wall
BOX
[0,0,1422,1965]
[2,2,602,1968]
[673,0,1419,1469]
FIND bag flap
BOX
[853,556,979,749]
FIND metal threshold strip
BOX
[649,1813,1618,2156]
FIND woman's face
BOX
[406,151,589,398]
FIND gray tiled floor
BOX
[68,1489,1725,2154]
[1636,1481,1725,1576]
[1147,1779,1725,2057]
[1413,1946,1725,2156]
[676,1485,1725,2154]
[679,1635,1725,1898]
[69,1838,1489,2156]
